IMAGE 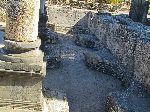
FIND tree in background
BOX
[129,0,149,24]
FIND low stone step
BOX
[0,49,44,64]
[0,61,43,74]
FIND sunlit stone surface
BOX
[5,0,40,42]
[0,0,45,111]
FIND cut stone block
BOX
[0,49,44,64]
[0,74,43,111]
[4,39,41,53]
[43,89,69,112]
[0,51,46,111]
[106,81,150,112]
[0,61,43,73]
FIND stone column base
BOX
[0,50,46,111]
[0,74,43,111]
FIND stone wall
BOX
[45,6,150,90]
[88,13,150,90]
[47,6,96,33]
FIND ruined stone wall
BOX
[47,6,96,33]
[88,13,150,90]
[46,7,150,90]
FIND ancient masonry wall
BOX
[88,14,150,90]
[47,6,96,33]
[46,7,150,90]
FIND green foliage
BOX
[109,0,126,4]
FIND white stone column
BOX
[6,0,40,42]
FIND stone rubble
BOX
[87,13,150,112]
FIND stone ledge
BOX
[0,61,46,76]
[4,38,41,53]
[0,49,44,64]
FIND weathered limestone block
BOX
[134,38,150,93]
[0,49,44,64]
[4,38,41,53]
[0,75,42,104]
[106,81,150,112]
[0,75,42,112]
[5,0,40,42]
[43,89,69,112]
[89,15,136,78]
